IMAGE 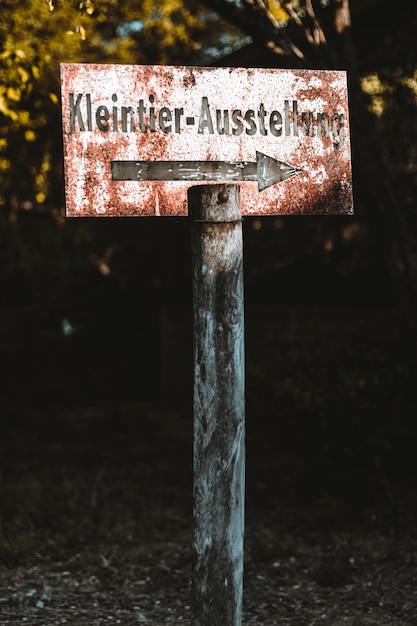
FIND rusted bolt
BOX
[218,190,229,204]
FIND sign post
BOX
[60,63,353,625]
[60,64,353,217]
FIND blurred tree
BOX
[0,0,242,209]
[0,1,243,407]
[1,0,417,339]
[199,0,417,339]
[0,0,388,211]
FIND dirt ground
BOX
[1,306,416,625]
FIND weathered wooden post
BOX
[189,184,245,626]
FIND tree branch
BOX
[200,0,308,67]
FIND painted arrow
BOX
[111,151,301,192]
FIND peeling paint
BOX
[61,64,353,217]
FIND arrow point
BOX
[256,151,301,191]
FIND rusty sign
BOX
[60,63,353,217]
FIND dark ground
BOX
[1,248,416,624]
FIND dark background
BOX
[1,2,417,622]
[1,0,416,526]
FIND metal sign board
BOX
[60,63,353,217]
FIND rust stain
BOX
[60,64,353,217]
[183,68,196,88]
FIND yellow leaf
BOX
[0,158,11,171]
[24,130,37,142]
[85,0,94,15]
[17,67,30,83]
[17,111,30,125]
[7,87,21,102]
